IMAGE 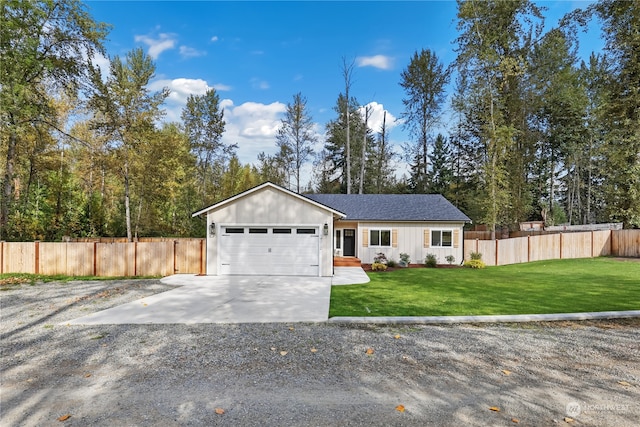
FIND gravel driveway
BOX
[1,279,639,426]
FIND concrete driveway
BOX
[64,268,369,325]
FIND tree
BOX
[275,92,317,192]
[399,49,450,193]
[0,0,108,238]
[88,48,169,241]
[592,0,640,228]
[340,58,355,194]
[428,134,454,197]
[181,89,234,205]
[454,0,544,237]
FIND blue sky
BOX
[86,1,603,182]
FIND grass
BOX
[0,273,160,287]
[329,257,640,317]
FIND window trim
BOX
[369,228,392,247]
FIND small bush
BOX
[371,262,388,271]
[387,259,397,268]
[469,251,483,261]
[399,253,410,267]
[445,255,455,265]
[464,259,486,269]
[425,253,438,268]
[373,252,388,264]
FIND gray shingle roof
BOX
[304,194,471,222]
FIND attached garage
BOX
[218,225,320,276]
[192,182,345,277]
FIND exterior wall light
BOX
[209,222,216,237]
[323,223,329,236]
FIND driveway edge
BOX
[328,310,640,324]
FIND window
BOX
[225,227,245,234]
[296,228,316,234]
[370,229,391,247]
[335,230,341,249]
[431,230,453,247]
[273,228,292,234]
[249,228,268,234]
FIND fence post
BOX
[527,235,531,263]
[93,242,98,276]
[591,230,594,258]
[560,233,563,259]
[173,240,178,275]
[35,241,40,275]
[199,239,204,275]
[495,239,499,266]
[134,241,138,277]
[0,241,4,274]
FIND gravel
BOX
[1,279,639,426]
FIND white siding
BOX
[355,222,465,266]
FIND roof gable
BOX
[192,182,346,218]
[305,194,471,222]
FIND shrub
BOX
[387,259,397,268]
[445,255,455,265]
[373,252,388,264]
[425,253,438,268]
[371,262,388,271]
[399,253,410,267]
[464,259,486,269]
[469,251,483,261]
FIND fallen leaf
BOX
[84,373,92,378]
[58,414,71,421]
[289,327,295,331]
[280,351,288,356]
[502,369,512,376]
[489,406,500,412]
[564,417,575,423]
[310,348,318,353]
[618,381,631,387]
[270,347,276,351]
[143,303,148,307]
[511,418,520,423]
[365,348,374,355]
[395,404,405,412]
[215,408,225,415]
[394,334,401,339]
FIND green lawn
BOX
[329,257,640,317]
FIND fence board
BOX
[496,236,528,265]
[3,242,35,273]
[175,240,204,274]
[561,232,592,259]
[529,234,561,262]
[477,240,496,266]
[96,243,134,276]
[136,241,173,276]
[613,230,640,257]
[592,230,611,256]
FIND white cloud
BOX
[356,55,393,70]
[219,100,288,164]
[179,45,206,58]
[134,33,176,59]
[358,102,399,134]
[147,78,228,122]
[86,50,110,81]
[213,83,232,92]
[250,78,270,90]
[211,35,219,42]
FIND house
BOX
[192,182,471,276]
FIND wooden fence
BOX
[0,239,206,277]
[464,229,640,266]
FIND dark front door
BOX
[343,229,356,256]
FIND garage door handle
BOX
[268,248,272,253]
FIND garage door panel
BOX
[219,227,319,276]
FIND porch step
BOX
[333,257,362,267]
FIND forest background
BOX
[1,0,638,241]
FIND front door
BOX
[343,229,356,257]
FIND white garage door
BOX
[219,226,320,276]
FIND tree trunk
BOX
[1,122,18,239]
[124,159,132,241]
[359,105,370,194]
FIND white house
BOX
[192,182,471,276]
